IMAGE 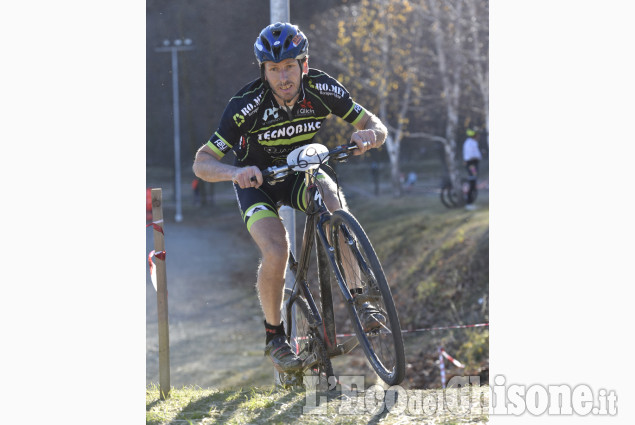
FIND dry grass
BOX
[146,383,490,424]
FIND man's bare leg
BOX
[249,216,302,372]
[249,216,289,326]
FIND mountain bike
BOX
[256,142,406,389]
[440,174,478,209]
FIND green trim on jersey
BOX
[342,105,367,125]
[207,132,233,158]
[351,109,366,125]
[207,141,223,157]
[230,84,265,101]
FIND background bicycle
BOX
[440,174,477,209]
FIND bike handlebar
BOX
[252,142,362,182]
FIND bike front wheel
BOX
[441,183,461,208]
[328,210,406,386]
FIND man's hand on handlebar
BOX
[350,129,377,156]
[232,166,263,189]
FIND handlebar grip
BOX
[250,167,276,182]
[348,141,370,149]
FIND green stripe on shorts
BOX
[246,209,278,233]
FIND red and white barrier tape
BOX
[334,322,488,339]
[405,322,489,334]
[439,346,464,388]
[146,220,166,291]
[146,219,164,234]
[439,348,447,388]
[147,250,166,291]
[440,347,464,368]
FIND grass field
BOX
[146,383,490,424]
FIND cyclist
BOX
[463,128,482,210]
[193,22,388,373]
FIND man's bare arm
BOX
[349,110,388,155]
[193,144,263,188]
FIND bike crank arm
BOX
[330,336,359,357]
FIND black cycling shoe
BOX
[265,335,303,373]
[359,302,386,332]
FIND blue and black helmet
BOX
[254,22,309,65]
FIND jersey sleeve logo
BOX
[238,92,264,118]
[207,132,232,157]
[314,82,346,99]
[233,113,245,127]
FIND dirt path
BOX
[146,197,280,388]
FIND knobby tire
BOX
[329,210,406,386]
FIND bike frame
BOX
[283,160,361,362]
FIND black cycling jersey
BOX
[206,68,367,170]
[207,68,366,232]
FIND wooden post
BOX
[151,188,171,399]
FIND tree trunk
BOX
[384,133,402,196]
[429,0,464,198]
[467,0,489,139]
[377,2,403,197]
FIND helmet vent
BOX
[283,35,292,49]
[260,35,271,51]
[272,45,281,59]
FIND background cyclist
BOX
[462,128,482,210]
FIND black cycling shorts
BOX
[233,172,326,232]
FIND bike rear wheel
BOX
[328,210,405,386]
[283,288,334,390]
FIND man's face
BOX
[264,58,306,105]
